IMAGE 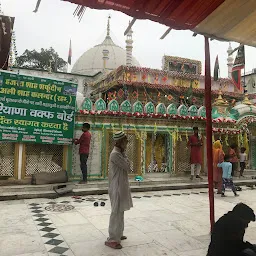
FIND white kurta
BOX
[108,146,133,213]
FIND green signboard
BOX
[0,71,77,145]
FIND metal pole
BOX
[204,36,215,232]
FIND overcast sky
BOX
[2,0,256,77]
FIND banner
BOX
[0,70,77,145]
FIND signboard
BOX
[0,71,77,145]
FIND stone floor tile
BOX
[0,230,45,256]
[126,217,176,233]
[88,214,111,229]
[48,212,89,227]
[69,240,126,256]
[121,242,176,256]
[176,248,208,256]
[171,219,210,237]
[58,223,105,244]
[147,229,205,253]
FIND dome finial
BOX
[107,15,111,37]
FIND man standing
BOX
[188,127,203,180]
[105,131,133,249]
[74,123,91,184]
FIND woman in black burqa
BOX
[207,203,256,256]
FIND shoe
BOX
[221,194,226,197]
[190,175,194,180]
[196,175,203,180]
[121,236,127,240]
[105,241,122,249]
[235,194,239,197]
[79,180,87,184]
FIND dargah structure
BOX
[2,56,256,182]
[72,56,256,181]
[2,14,256,182]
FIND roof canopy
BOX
[63,0,256,47]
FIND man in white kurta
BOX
[105,131,133,249]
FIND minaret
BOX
[227,43,234,79]
[102,49,109,71]
[106,15,111,38]
[125,21,133,66]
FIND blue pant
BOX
[222,178,236,195]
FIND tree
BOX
[16,47,67,71]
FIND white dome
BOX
[72,35,140,75]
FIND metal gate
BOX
[0,142,15,177]
[24,144,63,177]
[107,131,141,175]
[175,134,190,173]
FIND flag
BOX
[231,45,245,91]
[213,55,219,81]
[68,39,72,65]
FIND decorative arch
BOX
[177,105,188,116]
[108,99,119,112]
[197,106,206,118]
[82,98,93,111]
[167,104,177,115]
[133,101,143,113]
[120,100,132,112]
[188,105,198,116]
[95,98,106,111]
[156,103,166,114]
[144,102,155,114]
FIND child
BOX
[239,147,247,177]
[217,155,239,197]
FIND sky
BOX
[2,0,256,77]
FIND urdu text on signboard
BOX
[0,71,77,145]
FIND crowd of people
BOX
[188,127,248,197]
[73,124,254,253]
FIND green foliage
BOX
[16,47,67,71]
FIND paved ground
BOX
[1,187,256,256]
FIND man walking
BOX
[74,123,91,184]
[105,131,133,249]
[188,127,203,180]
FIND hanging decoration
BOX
[185,130,189,142]
[8,31,18,68]
[154,122,157,135]
[154,74,159,84]
[107,92,115,101]
[117,88,124,99]
[162,76,168,83]
[142,73,147,81]
[224,135,229,147]
[243,132,249,154]
[167,95,173,101]
[132,90,138,99]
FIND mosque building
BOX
[2,15,256,182]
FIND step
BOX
[0,190,58,201]
[1,178,256,201]
[0,183,75,193]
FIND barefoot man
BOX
[105,131,133,249]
